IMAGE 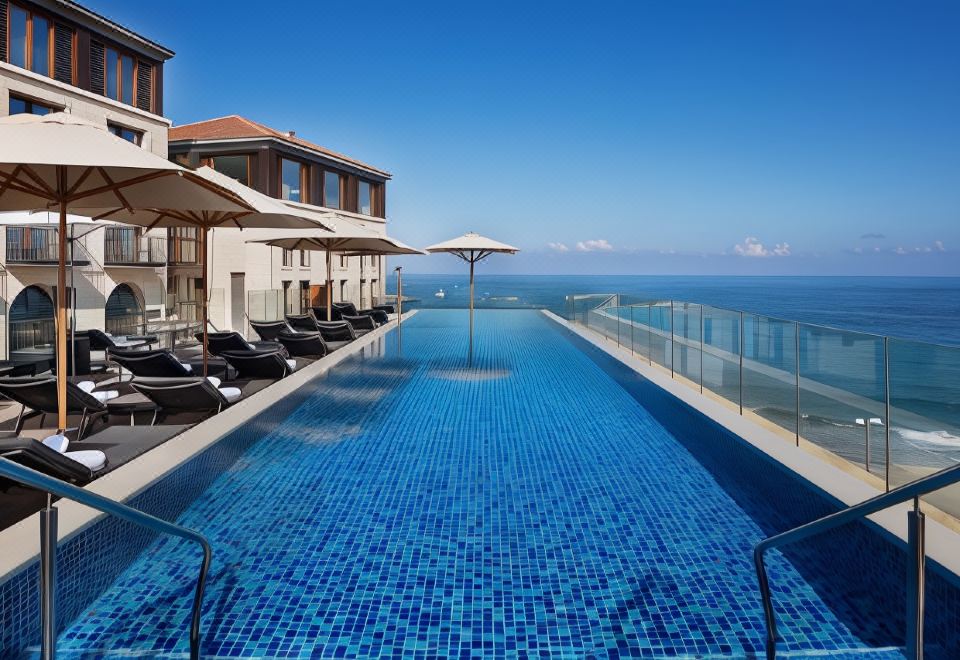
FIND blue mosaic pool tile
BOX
[2,311,958,657]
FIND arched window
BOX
[9,285,54,352]
[105,284,144,336]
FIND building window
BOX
[280,158,306,202]
[8,95,57,116]
[282,280,293,313]
[102,47,136,104]
[339,254,348,268]
[282,248,293,267]
[323,171,342,209]
[300,250,310,267]
[339,280,348,302]
[206,155,251,186]
[358,180,372,215]
[108,123,143,146]
[8,5,55,76]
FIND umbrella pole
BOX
[56,167,68,431]
[469,252,475,366]
[201,226,209,377]
[70,224,76,379]
[326,250,333,322]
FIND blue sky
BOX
[96,1,959,275]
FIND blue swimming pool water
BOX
[40,311,917,657]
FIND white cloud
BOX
[546,242,569,253]
[733,236,791,257]
[575,239,613,252]
[893,241,946,255]
[935,240,946,252]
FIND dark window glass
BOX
[9,6,28,68]
[108,123,142,145]
[324,171,341,209]
[300,250,310,266]
[358,181,372,215]
[280,159,303,202]
[120,54,134,104]
[105,48,119,99]
[282,249,293,267]
[9,95,56,116]
[211,155,250,186]
[31,15,49,75]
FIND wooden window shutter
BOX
[90,40,104,94]
[136,61,152,112]
[53,23,74,84]
[0,1,8,63]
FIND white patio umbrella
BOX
[425,232,519,362]
[247,224,423,321]
[84,166,333,374]
[0,113,253,430]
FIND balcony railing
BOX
[104,229,166,266]
[168,236,199,265]
[5,226,87,264]
[567,294,960,520]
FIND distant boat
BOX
[435,289,446,298]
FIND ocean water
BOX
[390,275,960,493]
[390,274,960,345]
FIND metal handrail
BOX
[755,461,960,659]
[0,457,212,660]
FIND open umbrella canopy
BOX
[425,232,519,364]
[0,114,250,214]
[424,232,520,259]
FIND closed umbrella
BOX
[83,166,332,374]
[0,113,252,430]
[425,232,519,363]
[247,224,423,321]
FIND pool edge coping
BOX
[543,309,960,580]
[0,311,418,585]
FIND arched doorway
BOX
[105,284,144,336]
[9,285,55,352]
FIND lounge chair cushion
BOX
[77,381,96,394]
[285,359,296,371]
[219,387,242,403]
[206,376,221,388]
[65,450,107,471]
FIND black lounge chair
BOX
[108,348,194,378]
[373,304,395,315]
[285,314,320,333]
[315,321,357,345]
[250,319,294,341]
[0,376,114,438]
[310,306,333,322]
[131,377,241,425]
[342,314,377,335]
[0,436,95,485]
[196,331,280,357]
[85,328,158,351]
[334,302,388,325]
[277,331,329,358]
[219,349,296,380]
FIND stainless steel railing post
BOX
[884,336,891,492]
[670,301,675,378]
[630,306,635,355]
[647,303,652,365]
[795,321,801,446]
[906,497,925,660]
[739,311,744,415]
[39,495,57,660]
[699,305,704,393]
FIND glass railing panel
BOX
[888,338,960,516]
[672,302,702,385]
[648,302,673,370]
[741,313,799,436]
[629,305,653,361]
[798,324,886,474]
[702,306,742,407]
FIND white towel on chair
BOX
[76,381,96,394]
[219,387,242,403]
[285,359,296,371]
[180,362,193,373]
[41,434,69,453]
[92,390,119,403]
[206,376,221,388]
[65,450,107,471]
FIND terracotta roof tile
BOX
[169,115,390,178]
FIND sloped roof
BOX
[169,115,390,178]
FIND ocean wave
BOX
[896,428,960,448]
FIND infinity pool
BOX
[47,310,906,657]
